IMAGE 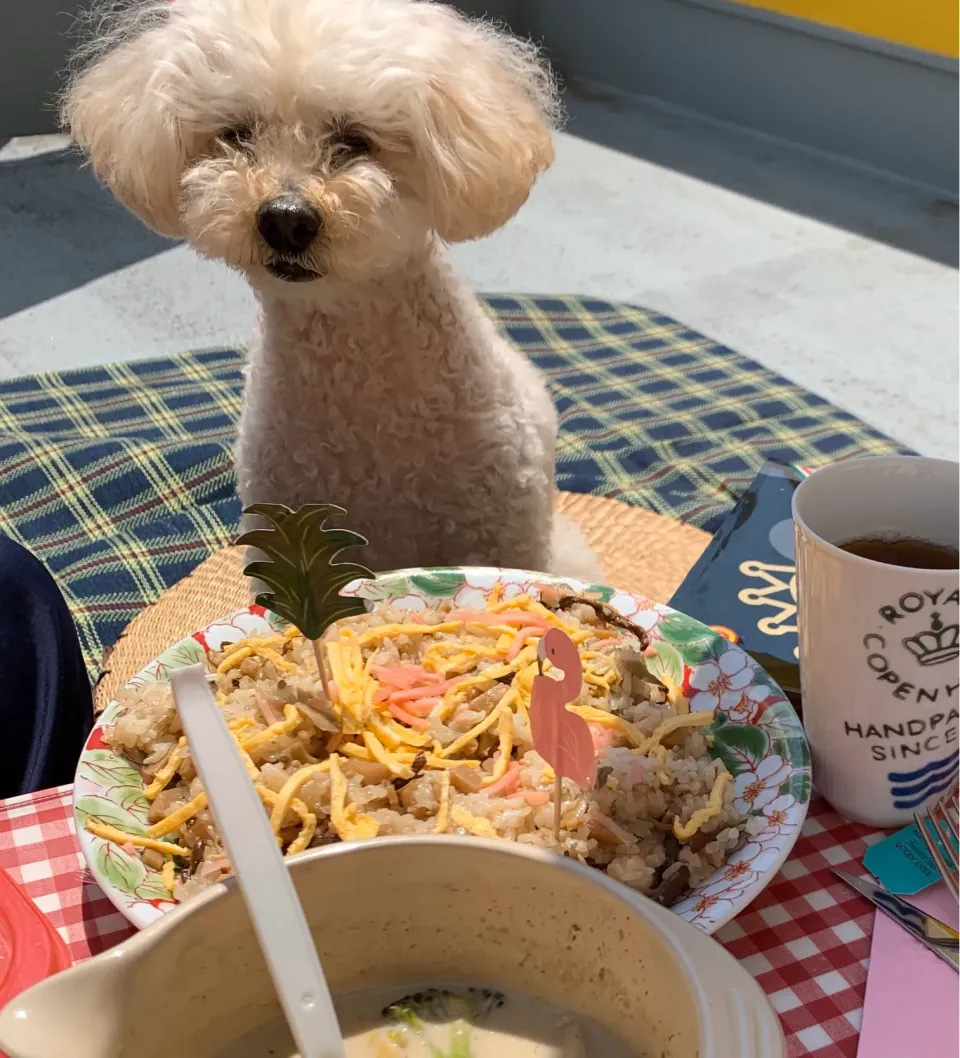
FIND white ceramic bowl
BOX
[0,837,784,1058]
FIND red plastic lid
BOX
[0,866,71,1042]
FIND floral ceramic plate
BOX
[74,567,810,933]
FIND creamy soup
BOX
[221,986,634,1058]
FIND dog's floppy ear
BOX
[410,8,558,243]
[62,20,189,238]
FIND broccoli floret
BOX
[383,1003,425,1032]
[381,988,506,1057]
[448,1021,472,1058]
[382,988,504,1026]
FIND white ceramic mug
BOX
[793,456,959,827]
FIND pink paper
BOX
[857,884,959,1058]
[531,628,595,787]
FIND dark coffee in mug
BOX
[839,536,959,570]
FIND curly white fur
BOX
[63,0,602,579]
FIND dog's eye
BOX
[335,126,372,157]
[220,125,254,151]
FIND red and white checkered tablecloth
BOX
[0,785,883,1057]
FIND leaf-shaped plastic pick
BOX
[236,503,373,641]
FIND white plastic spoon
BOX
[170,664,346,1058]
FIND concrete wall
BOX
[465,0,957,196]
[528,0,958,194]
[0,1,83,139]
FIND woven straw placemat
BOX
[94,493,710,711]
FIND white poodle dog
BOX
[63,0,601,579]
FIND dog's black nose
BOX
[256,194,321,254]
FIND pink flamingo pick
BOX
[531,627,596,840]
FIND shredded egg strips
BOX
[87,593,726,889]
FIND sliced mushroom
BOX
[340,759,392,784]
[589,812,638,848]
[614,647,657,682]
[536,582,583,609]
[449,764,485,795]
[468,685,510,715]
[677,827,719,853]
[649,863,691,906]
[183,839,206,881]
[239,657,261,678]
[612,647,668,700]
[141,848,165,871]
[295,699,340,733]
[398,774,439,818]
[308,829,341,849]
[147,786,187,825]
[181,810,218,848]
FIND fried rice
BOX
[93,591,753,905]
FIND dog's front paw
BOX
[549,513,606,584]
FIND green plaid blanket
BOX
[0,295,903,679]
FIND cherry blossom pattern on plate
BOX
[679,891,728,925]
[723,683,769,725]
[672,839,782,923]
[675,845,781,924]
[726,839,783,880]
[625,595,665,636]
[195,608,275,654]
[343,570,433,611]
[449,569,538,610]
[699,864,762,901]
[688,647,758,713]
[755,794,802,841]
[74,567,809,935]
[378,593,430,612]
[733,754,793,814]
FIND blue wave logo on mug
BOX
[888,750,959,810]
